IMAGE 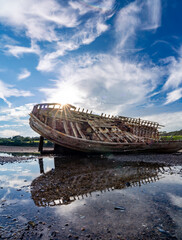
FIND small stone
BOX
[125,182,131,187]
[68,234,72,238]
[114,206,125,212]
[51,231,57,237]
[65,223,69,226]
[86,234,90,238]
[81,228,85,231]
[28,221,36,228]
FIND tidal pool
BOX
[0,154,182,239]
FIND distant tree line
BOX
[160,129,182,141]
[160,129,182,136]
[0,135,53,147]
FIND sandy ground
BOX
[0,145,53,153]
[0,145,182,166]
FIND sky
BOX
[0,0,182,137]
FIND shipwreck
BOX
[29,103,182,153]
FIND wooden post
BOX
[38,136,44,154]
[38,158,44,174]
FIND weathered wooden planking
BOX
[75,122,86,139]
[63,120,70,135]
[70,122,78,138]
[88,121,105,141]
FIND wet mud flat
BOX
[0,153,182,239]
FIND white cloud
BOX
[115,1,140,50]
[0,129,20,137]
[162,47,182,104]
[0,103,34,120]
[0,103,36,137]
[37,15,111,72]
[0,80,33,107]
[163,57,182,91]
[0,0,114,72]
[0,0,79,41]
[165,88,182,105]
[17,68,31,80]
[142,111,182,132]
[0,124,23,128]
[141,0,161,30]
[115,0,161,50]
[5,40,40,58]
[40,54,161,115]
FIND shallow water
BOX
[0,154,182,239]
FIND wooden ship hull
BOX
[29,103,182,153]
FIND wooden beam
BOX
[75,122,86,139]
[63,120,70,135]
[88,121,104,141]
[70,122,78,138]
[99,128,112,142]
[38,136,44,153]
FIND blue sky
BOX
[0,0,182,137]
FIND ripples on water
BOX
[0,154,182,239]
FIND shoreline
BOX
[0,145,182,166]
[0,145,53,153]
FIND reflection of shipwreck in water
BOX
[31,157,167,207]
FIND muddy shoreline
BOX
[0,150,182,239]
[0,145,182,166]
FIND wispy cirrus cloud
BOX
[0,80,32,107]
[162,47,182,104]
[115,0,161,51]
[0,0,79,41]
[37,16,110,72]
[40,54,161,114]
[165,88,182,105]
[17,68,31,81]
[1,0,114,64]
[5,40,40,58]
[141,0,161,30]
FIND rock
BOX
[81,228,85,231]
[156,226,170,235]
[65,223,69,226]
[114,206,125,211]
[125,182,131,187]
[51,231,57,237]
[28,221,36,228]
